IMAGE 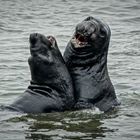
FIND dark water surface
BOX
[0,0,140,139]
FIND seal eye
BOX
[99,28,106,38]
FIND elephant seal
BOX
[63,16,120,112]
[6,33,75,113]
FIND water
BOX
[0,0,140,139]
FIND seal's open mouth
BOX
[72,17,104,48]
[75,33,88,46]
[73,22,98,48]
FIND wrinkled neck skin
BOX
[63,17,120,112]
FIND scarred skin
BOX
[63,16,120,112]
[6,33,75,113]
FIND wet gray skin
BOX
[63,16,120,112]
[6,33,75,113]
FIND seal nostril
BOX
[30,33,38,45]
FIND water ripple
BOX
[0,0,140,139]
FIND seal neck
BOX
[64,39,109,68]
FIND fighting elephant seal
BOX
[6,33,75,113]
[63,16,120,112]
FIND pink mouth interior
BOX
[75,33,88,45]
[76,34,85,42]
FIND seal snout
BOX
[29,33,39,45]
